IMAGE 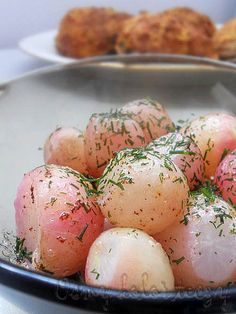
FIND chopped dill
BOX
[76,223,89,242]
[172,256,185,265]
[15,237,32,263]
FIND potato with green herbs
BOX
[84,111,145,178]
[44,127,88,174]
[155,190,236,289]
[97,148,189,235]
[121,98,174,143]
[85,228,174,291]
[15,165,104,277]
[181,112,236,178]
[214,149,236,206]
[148,132,205,190]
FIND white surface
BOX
[1,0,236,47]
[0,49,51,84]
[0,284,95,314]
[19,30,76,64]
[0,288,27,314]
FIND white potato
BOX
[181,112,236,178]
[121,98,174,143]
[97,148,189,235]
[84,111,145,177]
[44,127,88,174]
[85,228,174,291]
[214,150,236,206]
[148,132,205,190]
[156,191,236,289]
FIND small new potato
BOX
[181,112,236,178]
[44,127,88,174]
[84,111,145,177]
[148,132,205,190]
[121,98,174,143]
[156,192,236,289]
[97,148,189,235]
[103,218,115,231]
[15,165,104,277]
[85,228,174,291]
[214,150,236,205]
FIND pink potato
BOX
[214,150,236,205]
[85,228,174,291]
[15,165,104,277]
[181,112,236,179]
[121,98,174,143]
[84,111,145,178]
[44,127,88,174]
[148,132,205,190]
[97,148,189,235]
[103,218,115,231]
[155,192,236,289]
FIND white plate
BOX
[19,30,77,64]
[19,25,223,65]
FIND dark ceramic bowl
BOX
[1,54,236,314]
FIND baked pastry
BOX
[162,7,216,37]
[214,19,236,59]
[56,7,131,58]
[116,7,217,58]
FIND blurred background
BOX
[1,0,236,48]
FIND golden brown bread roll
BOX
[214,19,236,59]
[56,7,131,58]
[116,7,217,58]
[162,7,216,37]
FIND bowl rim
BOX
[1,53,236,312]
[1,259,236,300]
[1,52,236,87]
